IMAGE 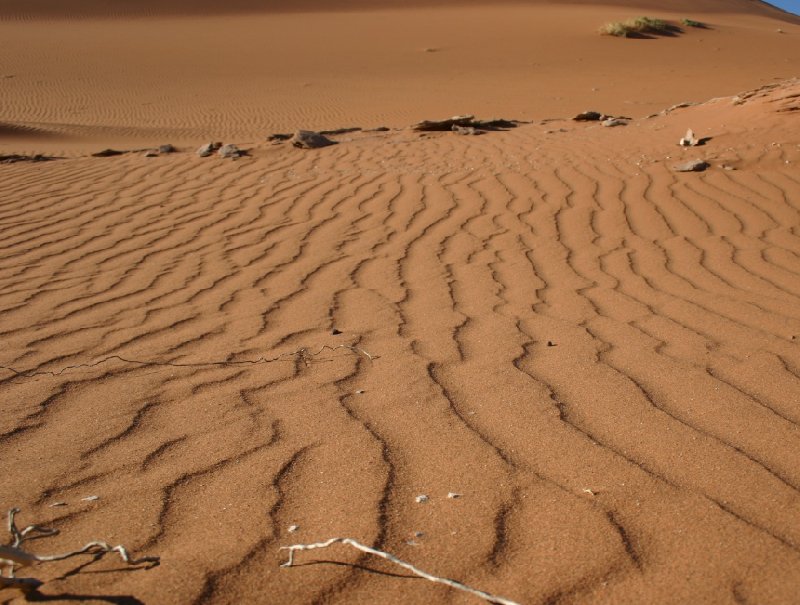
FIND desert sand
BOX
[1,1,800,604]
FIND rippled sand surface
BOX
[1,2,800,604]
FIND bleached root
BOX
[280,538,520,605]
[1,508,159,592]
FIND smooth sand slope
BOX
[1,1,800,604]
[0,1,799,148]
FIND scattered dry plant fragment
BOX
[600,16,675,37]
[0,343,376,379]
[0,508,159,593]
[280,537,520,605]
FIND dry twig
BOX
[0,508,159,592]
[0,344,376,379]
[280,537,520,605]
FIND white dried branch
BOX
[8,507,58,547]
[280,537,520,605]
[34,541,159,566]
[2,508,159,592]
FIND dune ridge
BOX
[1,0,798,20]
[1,77,799,603]
[0,3,799,153]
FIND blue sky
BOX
[767,0,800,15]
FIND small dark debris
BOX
[547,341,557,347]
[197,142,222,157]
[0,154,56,164]
[332,328,343,336]
[267,133,293,142]
[218,143,248,159]
[573,111,607,122]
[92,149,126,158]
[673,159,710,172]
[319,127,362,136]
[159,144,177,154]
[291,130,336,149]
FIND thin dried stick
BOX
[8,508,58,547]
[280,538,520,605]
[0,343,377,379]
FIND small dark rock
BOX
[218,144,247,159]
[291,130,335,149]
[267,133,292,142]
[92,148,126,158]
[547,341,557,347]
[0,154,56,164]
[367,126,391,132]
[197,142,222,157]
[332,328,343,335]
[472,118,519,130]
[412,115,475,132]
[319,127,361,136]
[573,111,607,122]
[159,144,177,154]
[673,159,710,172]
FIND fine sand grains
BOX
[0,79,799,603]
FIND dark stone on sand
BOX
[267,133,292,142]
[92,149,126,157]
[218,144,246,158]
[472,118,520,129]
[573,111,606,122]
[673,159,710,172]
[159,144,176,154]
[291,130,335,149]
[412,116,519,133]
[367,127,391,132]
[319,127,362,136]
[0,154,55,164]
[332,328,343,335]
[197,142,222,157]
[412,115,475,131]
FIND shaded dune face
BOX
[0,1,798,146]
[0,0,798,18]
[0,79,799,603]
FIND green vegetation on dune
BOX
[600,16,679,37]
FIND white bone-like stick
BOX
[1,509,159,592]
[34,541,160,566]
[280,538,521,605]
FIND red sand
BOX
[0,2,799,604]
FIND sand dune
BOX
[1,0,798,19]
[1,1,800,603]
[1,75,799,603]
[0,2,798,149]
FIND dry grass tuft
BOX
[600,16,676,37]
